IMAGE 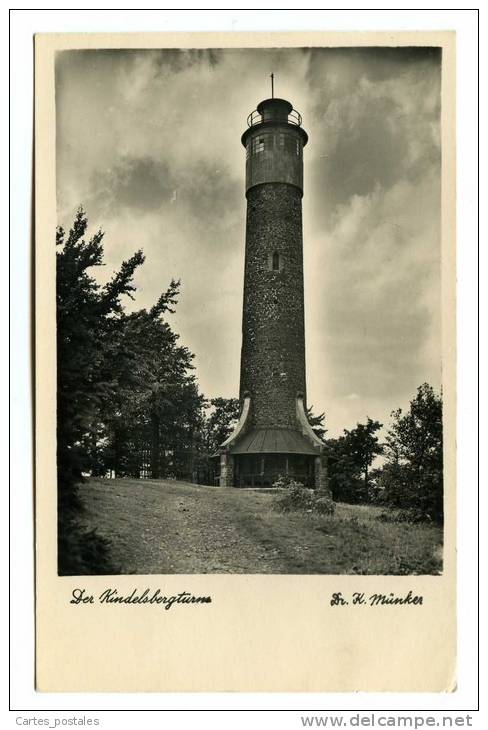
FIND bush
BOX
[273,475,335,516]
[376,507,433,525]
[272,474,300,490]
[58,483,119,575]
[376,461,443,524]
[313,495,336,516]
[274,481,315,512]
[58,513,117,575]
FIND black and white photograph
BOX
[54,44,445,578]
[26,22,465,696]
[6,0,480,704]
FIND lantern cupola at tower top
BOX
[241,97,308,196]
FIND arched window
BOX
[272,251,280,271]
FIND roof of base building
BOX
[229,428,318,455]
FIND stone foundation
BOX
[314,454,331,496]
[219,452,234,488]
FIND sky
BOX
[56,46,442,438]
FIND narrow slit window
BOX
[272,251,280,271]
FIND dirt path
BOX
[79,478,443,575]
[81,478,310,573]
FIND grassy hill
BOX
[75,478,443,575]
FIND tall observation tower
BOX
[218,86,329,490]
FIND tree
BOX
[98,284,205,480]
[306,406,327,440]
[56,207,146,573]
[326,437,362,503]
[344,418,383,489]
[56,207,145,505]
[203,397,240,455]
[327,418,383,503]
[56,207,206,572]
[380,383,443,522]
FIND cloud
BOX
[94,157,175,214]
[300,46,441,434]
[304,48,441,225]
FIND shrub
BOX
[273,475,335,516]
[272,474,300,490]
[377,507,433,525]
[58,512,117,575]
[274,481,315,512]
[375,462,442,523]
[313,495,336,516]
[58,482,119,575]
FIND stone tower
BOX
[219,94,329,490]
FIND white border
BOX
[9,6,479,719]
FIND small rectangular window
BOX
[252,137,265,154]
[284,136,296,154]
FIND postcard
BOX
[35,30,456,692]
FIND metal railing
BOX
[247,107,302,128]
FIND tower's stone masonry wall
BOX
[239,182,307,429]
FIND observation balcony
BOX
[247,106,303,128]
[242,97,307,147]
